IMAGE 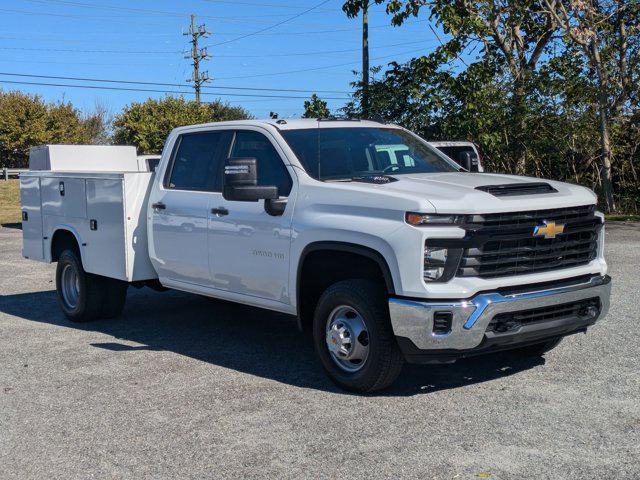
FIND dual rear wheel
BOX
[55,249,128,322]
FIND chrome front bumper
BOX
[389,275,611,351]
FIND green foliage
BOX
[341,0,640,213]
[303,94,330,118]
[113,96,252,154]
[0,90,105,168]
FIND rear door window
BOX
[165,131,226,191]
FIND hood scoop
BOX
[476,182,558,197]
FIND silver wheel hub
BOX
[61,263,80,309]
[325,306,370,373]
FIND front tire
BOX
[313,279,404,393]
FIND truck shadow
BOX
[0,288,544,396]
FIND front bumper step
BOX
[389,275,611,358]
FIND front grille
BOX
[486,297,600,333]
[457,205,600,278]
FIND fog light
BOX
[424,246,448,281]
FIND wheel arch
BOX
[295,241,396,332]
[50,226,84,264]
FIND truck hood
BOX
[371,172,597,213]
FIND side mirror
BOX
[223,157,278,202]
[457,151,480,172]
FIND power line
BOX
[428,24,468,67]
[0,38,432,57]
[0,72,353,94]
[0,7,175,26]
[209,0,333,47]
[0,39,435,90]
[0,78,351,100]
[200,0,337,11]
[212,39,433,57]
[0,6,286,26]
[0,46,183,55]
[215,47,432,80]
[24,0,317,21]
[201,19,430,40]
[0,18,429,39]
[0,57,183,67]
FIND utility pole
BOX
[184,14,211,104]
[362,0,370,117]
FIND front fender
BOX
[290,229,402,310]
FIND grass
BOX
[0,180,21,225]
[605,214,640,222]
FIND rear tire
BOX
[100,279,128,319]
[510,338,563,357]
[56,249,105,322]
[56,249,128,321]
[313,279,404,393]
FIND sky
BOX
[0,0,438,119]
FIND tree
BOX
[303,94,330,118]
[113,96,252,153]
[341,0,640,213]
[541,0,640,212]
[343,0,564,174]
[0,91,103,168]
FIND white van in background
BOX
[428,141,484,172]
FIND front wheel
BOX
[313,279,404,393]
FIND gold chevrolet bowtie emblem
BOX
[534,221,565,239]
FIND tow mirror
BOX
[223,157,278,202]
[457,151,480,172]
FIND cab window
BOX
[230,130,293,196]
[165,131,225,191]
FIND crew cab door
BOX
[207,129,295,303]
[149,130,228,285]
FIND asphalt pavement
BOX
[0,222,638,479]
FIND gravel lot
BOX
[1,223,638,479]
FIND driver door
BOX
[207,129,296,303]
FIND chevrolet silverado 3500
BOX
[20,120,611,392]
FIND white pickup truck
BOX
[20,119,611,392]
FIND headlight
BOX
[406,213,467,226]
[424,246,448,281]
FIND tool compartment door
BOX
[20,175,44,261]
[41,176,87,218]
[84,177,127,280]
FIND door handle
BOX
[152,202,166,210]
[211,207,229,216]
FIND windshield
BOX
[281,127,459,180]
